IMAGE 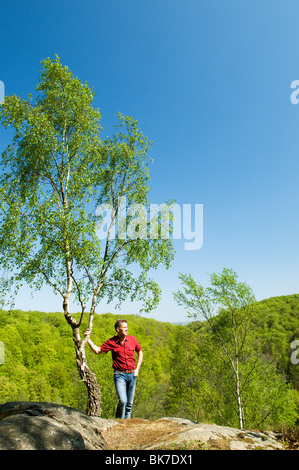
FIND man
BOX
[84,319,143,419]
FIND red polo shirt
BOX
[100,335,142,371]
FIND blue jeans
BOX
[114,372,137,419]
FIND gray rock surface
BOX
[150,417,284,450]
[0,414,85,450]
[0,401,117,450]
[0,402,284,450]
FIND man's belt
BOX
[114,369,135,373]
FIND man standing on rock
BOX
[84,319,143,419]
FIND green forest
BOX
[0,294,299,430]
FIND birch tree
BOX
[174,268,256,429]
[0,56,174,416]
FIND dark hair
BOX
[114,319,127,331]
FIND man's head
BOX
[115,319,128,337]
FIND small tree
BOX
[0,56,174,415]
[174,268,258,429]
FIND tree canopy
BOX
[0,55,175,415]
[173,269,298,428]
[0,56,174,320]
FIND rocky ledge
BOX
[144,417,284,450]
[0,401,116,450]
[0,401,284,450]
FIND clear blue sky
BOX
[1,0,299,322]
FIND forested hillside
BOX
[187,294,299,389]
[0,294,299,430]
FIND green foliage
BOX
[0,56,176,414]
[0,293,298,429]
[166,326,207,422]
[0,310,177,419]
[0,56,174,318]
[174,271,299,429]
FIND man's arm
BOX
[84,328,103,355]
[134,350,143,376]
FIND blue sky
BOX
[1,0,299,322]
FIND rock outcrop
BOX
[145,417,284,450]
[0,402,284,450]
[0,401,117,450]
